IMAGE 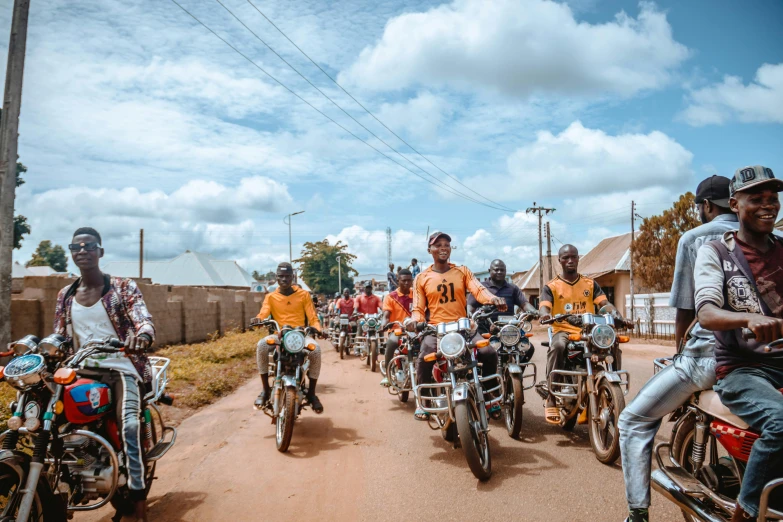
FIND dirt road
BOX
[85,339,683,522]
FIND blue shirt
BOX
[670,214,739,357]
[411,264,421,279]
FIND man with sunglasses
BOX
[54,227,155,522]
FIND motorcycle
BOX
[484,312,538,439]
[252,320,321,452]
[0,334,176,521]
[356,313,383,372]
[651,330,783,522]
[337,313,358,360]
[537,312,631,464]
[413,305,501,481]
[383,321,419,403]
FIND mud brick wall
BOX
[9,276,266,347]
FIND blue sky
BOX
[3,0,782,275]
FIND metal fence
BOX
[625,320,675,341]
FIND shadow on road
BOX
[265,417,362,459]
[147,491,208,522]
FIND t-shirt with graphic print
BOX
[412,264,497,325]
[540,275,606,335]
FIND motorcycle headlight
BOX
[283,331,306,354]
[3,353,46,390]
[367,317,377,328]
[439,332,466,359]
[499,325,521,347]
[591,324,616,350]
[362,323,369,332]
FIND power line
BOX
[243,0,515,212]
[171,0,513,212]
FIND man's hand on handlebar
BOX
[539,314,552,324]
[125,332,150,355]
[745,315,783,345]
[490,297,507,312]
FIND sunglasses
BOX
[68,242,101,252]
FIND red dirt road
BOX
[84,340,682,522]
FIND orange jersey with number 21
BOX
[412,264,496,324]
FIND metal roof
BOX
[577,232,633,277]
[102,251,255,287]
[518,255,564,291]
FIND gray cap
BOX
[729,165,783,196]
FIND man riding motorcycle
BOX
[618,175,737,522]
[695,165,783,522]
[380,268,414,387]
[254,263,324,413]
[53,227,155,522]
[467,258,537,331]
[355,282,382,315]
[538,243,626,425]
[407,231,507,420]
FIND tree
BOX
[251,270,276,281]
[294,239,357,294]
[13,162,30,249]
[632,192,700,292]
[26,240,68,272]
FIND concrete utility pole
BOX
[629,201,636,323]
[139,229,144,279]
[526,203,556,302]
[0,0,31,350]
[284,210,305,265]
[336,254,342,294]
[546,222,553,283]
[386,227,392,267]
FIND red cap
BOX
[428,231,452,247]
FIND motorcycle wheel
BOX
[398,391,409,403]
[0,455,65,522]
[455,396,492,481]
[588,381,625,465]
[370,340,378,373]
[339,335,346,360]
[441,420,457,443]
[504,373,525,439]
[276,387,297,453]
[111,408,159,516]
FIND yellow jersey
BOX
[256,285,322,330]
[540,275,606,334]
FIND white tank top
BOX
[71,299,140,380]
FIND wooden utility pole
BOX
[0,0,31,349]
[546,222,553,283]
[139,229,144,279]
[629,201,636,323]
[526,203,556,303]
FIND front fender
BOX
[452,383,469,403]
[281,375,297,388]
[506,363,523,375]
[0,448,29,482]
[595,370,621,385]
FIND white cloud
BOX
[681,62,783,126]
[376,92,453,143]
[341,0,689,98]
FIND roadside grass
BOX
[0,329,266,431]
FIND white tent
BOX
[102,251,255,287]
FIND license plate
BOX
[340,318,350,325]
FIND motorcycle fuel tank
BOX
[64,378,113,424]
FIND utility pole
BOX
[526,203,556,302]
[0,0,31,350]
[546,222,553,283]
[386,227,392,267]
[336,254,342,294]
[283,210,305,265]
[139,229,144,279]
[629,201,636,323]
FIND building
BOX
[355,273,389,293]
[574,232,633,317]
[517,255,563,308]
[102,251,255,288]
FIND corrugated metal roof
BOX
[12,262,32,278]
[102,251,254,287]
[519,255,564,291]
[578,232,633,277]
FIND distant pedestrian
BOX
[410,258,421,279]
[387,263,397,291]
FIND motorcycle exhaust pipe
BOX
[651,470,728,522]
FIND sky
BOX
[3,0,782,277]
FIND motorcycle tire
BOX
[504,373,525,439]
[588,381,625,465]
[399,391,409,403]
[370,340,378,373]
[0,452,66,522]
[441,420,457,443]
[276,387,297,453]
[339,335,345,360]
[111,408,159,516]
[455,397,492,481]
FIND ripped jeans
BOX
[256,339,321,380]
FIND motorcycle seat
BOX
[698,390,749,430]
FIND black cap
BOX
[276,262,294,275]
[428,231,452,247]
[695,175,730,207]
[729,165,783,196]
[364,281,372,288]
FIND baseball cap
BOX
[729,165,783,196]
[364,281,372,288]
[428,231,452,247]
[694,175,730,207]
[276,262,294,275]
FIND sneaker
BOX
[380,377,390,387]
[627,508,649,522]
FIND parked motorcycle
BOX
[356,313,383,372]
[383,321,419,403]
[0,334,176,521]
[485,312,538,439]
[651,330,783,522]
[337,313,358,360]
[413,305,501,481]
[252,320,321,452]
[537,312,630,464]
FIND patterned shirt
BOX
[412,264,496,324]
[54,275,156,381]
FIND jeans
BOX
[618,355,716,509]
[384,333,399,375]
[256,338,321,379]
[714,366,783,517]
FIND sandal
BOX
[545,406,561,425]
[488,404,501,419]
[414,409,430,421]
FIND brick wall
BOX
[10,276,266,346]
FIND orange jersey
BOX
[383,290,413,324]
[540,275,606,334]
[256,285,322,330]
[412,264,496,324]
